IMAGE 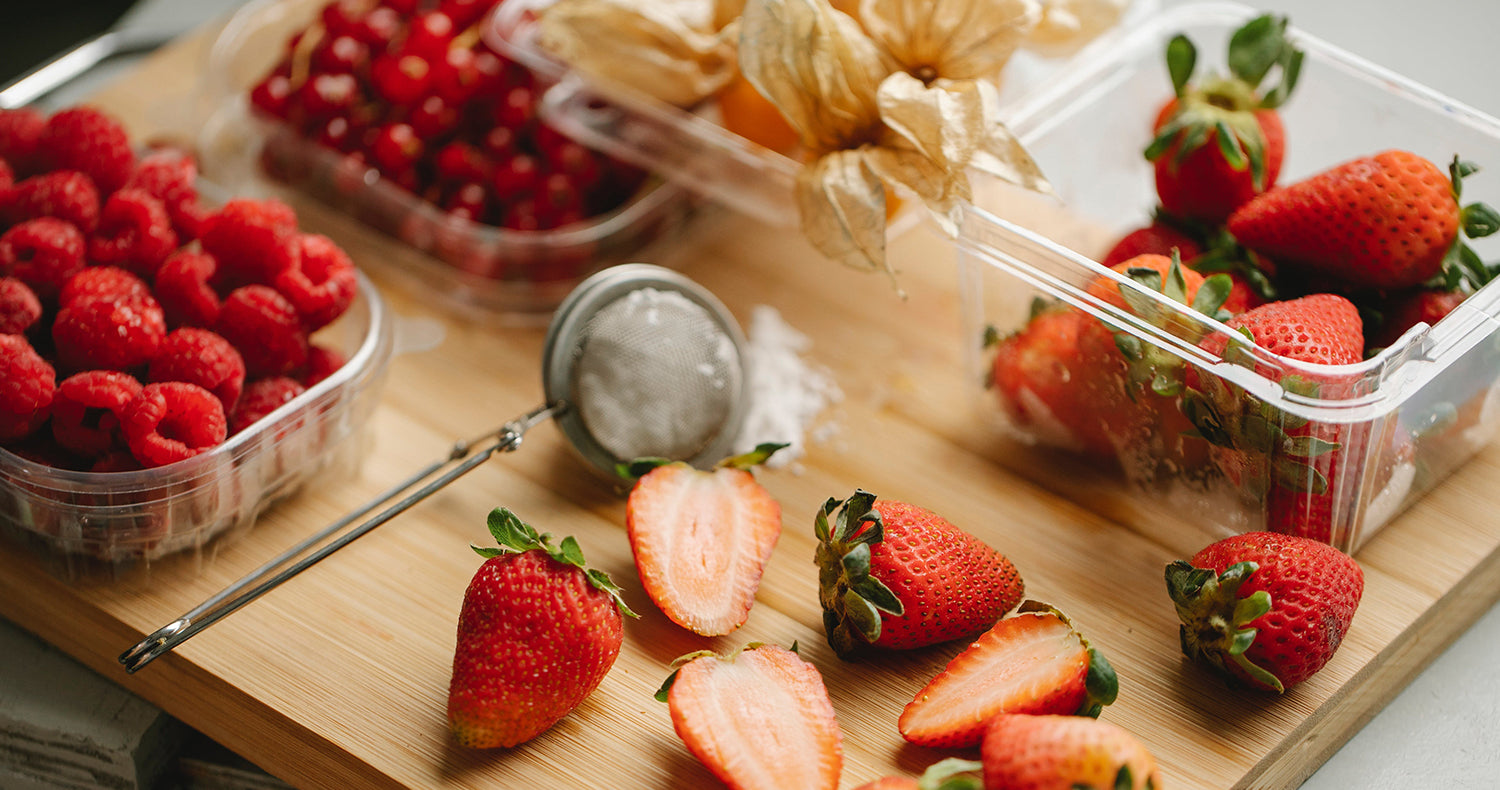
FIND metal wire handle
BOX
[118,402,565,673]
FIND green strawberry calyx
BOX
[1164,559,1283,692]
[1145,14,1303,190]
[652,641,792,702]
[1110,251,1232,399]
[614,442,788,483]
[1436,156,1500,292]
[1016,600,1120,717]
[473,507,638,618]
[813,490,906,658]
[914,758,985,790]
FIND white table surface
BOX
[7,0,1500,788]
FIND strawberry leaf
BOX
[486,507,540,552]
[1144,118,1187,162]
[1213,120,1248,171]
[654,669,679,703]
[718,442,789,470]
[1192,273,1232,317]
[1112,766,1135,790]
[852,575,904,616]
[841,542,873,581]
[616,456,675,482]
[843,588,884,643]
[1282,434,1339,460]
[1227,14,1283,86]
[1166,33,1196,97]
[1078,647,1120,718]
[1462,202,1500,239]
[1259,48,1302,110]
[917,758,985,790]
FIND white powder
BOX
[735,305,844,469]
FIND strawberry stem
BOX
[1165,559,1283,692]
[815,491,905,657]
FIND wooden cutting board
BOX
[3,22,1499,790]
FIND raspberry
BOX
[36,106,136,195]
[7,170,100,232]
[154,250,221,328]
[200,198,300,291]
[121,381,228,468]
[89,189,179,279]
[0,334,56,441]
[50,370,142,458]
[149,328,246,412]
[0,277,42,334]
[302,345,347,387]
[275,233,358,330]
[0,217,87,301]
[230,376,306,434]
[52,293,167,372]
[91,449,141,473]
[215,285,309,378]
[59,265,151,308]
[0,108,46,175]
[122,149,206,240]
[0,157,12,193]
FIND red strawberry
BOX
[815,491,1024,657]
[988,304,1151,460]
[852,758,984,790]
[1085,252,1207,312]
[898,601,1117,749]
[661,643,842,790]
[621,443,784,636]
[980,713,1161,790]
[1371,288,1467,350]
[1100,220,1203,267]
[1145,14,1300,222]
[447,508,636,748]
[1166,530,1364,692]
[1185,294,1365,542]
[1228,151,1500,291]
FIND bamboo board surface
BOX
[3,23,1500,790]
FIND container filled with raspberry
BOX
[0,104,395,581]
[192,0,695,320]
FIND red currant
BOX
[493,84,537,130]
[354,6,403,50]
[408,94,460,139]
[250,73,295,119]
[370,123,424,174]
[434,142,493,184]
[370,52,433,106]
[403,12,456,59]
[491,153,540,198]
[299,72,362,120]
[313,34,369,74]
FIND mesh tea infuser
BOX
[120,263,747,672]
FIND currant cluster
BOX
[0,104,358,472]
[247,0,646,233]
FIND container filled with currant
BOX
[195,0,693,318]
[0,102,394,581]
[955,2,1500,554]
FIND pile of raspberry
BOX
[0,104,360,472]
[248,0,648,242]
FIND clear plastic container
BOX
[953,2,1500,553]
[483,0,1159,228]
[0,274,394,582]
[193,0,696,320]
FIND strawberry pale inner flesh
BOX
[670,649,841,790]
[901,615,1087,740]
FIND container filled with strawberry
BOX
[957,3,1500,553]
[193,0,694,319]
[0,103,395,579]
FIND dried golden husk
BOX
[1025,0,1131,57]
[743,0,1050,280]
[859,0,1042,81]
[536,0,740,108]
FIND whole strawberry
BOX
[815,491,1023,657]
[1186,294,1365,541]
[1166,530,1364,692]
[621,443,784,637]
[980,713,1161,790]
[1228,151,1500,291]
[447,508,636,748]
[1145,14,1301,222]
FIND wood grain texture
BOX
[2,23,1499,790]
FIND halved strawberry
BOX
[660,643,842,790]
[621,444,785,636]
[980,713,1161,790]
[897,601,1117,749]
[852,758,983,790]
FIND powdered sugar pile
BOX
[735,305,843,469]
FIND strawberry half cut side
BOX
[621,443,786,636]
[898,601,1118,749]
[659,643,843,790]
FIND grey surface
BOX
[4,0,1499,788]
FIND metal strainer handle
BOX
[118,402,562,673]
